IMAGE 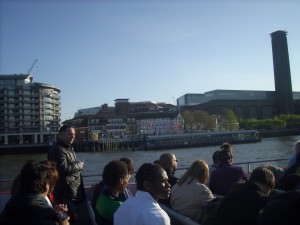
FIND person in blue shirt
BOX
[287,141,300,168]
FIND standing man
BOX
[48,124,86,223]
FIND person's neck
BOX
[41,191,48,197]
[107,186,120,197]
[147,191,158,202]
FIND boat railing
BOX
[81,157,289,183]
[0,158,289,190]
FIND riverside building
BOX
[66,99,183,141]
[178,30,300,119]
[0,74,61,147]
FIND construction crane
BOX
[26,59,38,74]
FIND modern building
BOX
[177,30,300,119]
[0,74,61,146]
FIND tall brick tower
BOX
[270,30,294,115]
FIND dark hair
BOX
[120,157,135,174]
[20,160,51,194]
[249,166,275,190]
[135,162,164,191]
[219,143,233,163]
[40,160,59,192]
[102,160,128,187]
[59,124,74,134]
[11,160,58,195]
[212,150,220,163]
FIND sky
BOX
[1,0,300,122]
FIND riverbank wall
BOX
[1,129,300,154]
[260,128,300,138]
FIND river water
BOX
[1,135,299,191]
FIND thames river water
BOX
[1,135,300,191]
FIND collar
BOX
[103,188,121,201]
[135,191,158,203]
[57,139,72,148]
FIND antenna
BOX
[27,59,38,74]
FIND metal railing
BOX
[0,158,289,188]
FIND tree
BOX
[219,109,239,130]
[181,110,216,131]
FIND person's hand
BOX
[57,211,70,225]
[79,160,84,169]
[55,204,68,212]
[59,215,70,225]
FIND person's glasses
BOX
[174,159,178,162]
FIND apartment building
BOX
[0,74,61,146]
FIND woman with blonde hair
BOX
[170,160,215,223]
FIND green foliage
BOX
[239,114,300,130]
[219,109,239,130]
[181,110,216,130]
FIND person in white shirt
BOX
[114,162,171,225]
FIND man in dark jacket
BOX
[48,125,85,222]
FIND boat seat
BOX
[159,203,201,225]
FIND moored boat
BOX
[144,130,261,150]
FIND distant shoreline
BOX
[1,129,300,155]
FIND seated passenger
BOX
[10,160,68,213]
[280,153,300,191]
[261,164,285,198]
[209,143,247,195]
[92,157,135,209]
[258,189,300,225]
[119,157,135,200]
[217,166,275,225]
[157,152,179,207]
[171,160,215,223]
[0,160,69,225]
[209,150,220,175]
[95,160,129,225]
[114,162,171,225]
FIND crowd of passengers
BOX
[0,124,300,225]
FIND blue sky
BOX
[1,0,299,122]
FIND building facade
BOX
[177,30,300,119]
[0,74,61,145]
[65,100,183,140]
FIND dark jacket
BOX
[209,162,247,196]
[217,182,269,225]
[258,189,300,225]
[48,140,85,202]
[0,192,59,225]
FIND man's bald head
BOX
[159,153,177,171]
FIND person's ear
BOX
[143,180,152,191]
